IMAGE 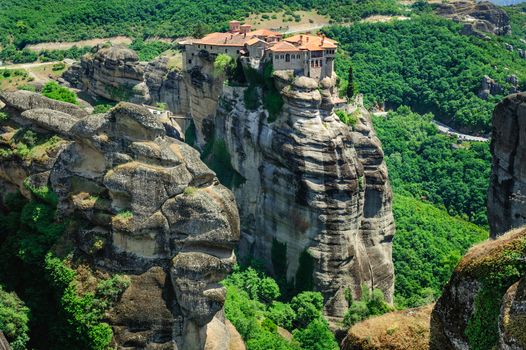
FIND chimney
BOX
[240,24,252,34]
[229,20,240,33]
[300,35,303,43]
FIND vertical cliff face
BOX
[0,92,242,350]
[210,70,395,318]
[488,93,526,237]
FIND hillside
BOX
[327,14,526,133]
[0,0,399,48]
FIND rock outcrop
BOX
[64,45,187,113]
[434,1,511,37]
[488,93,526,237]
[500,275,526,349]
[341,304,433,350]
[212,71,395,318]
[0,91,241,350]
[430,227,526,350]
[62,43,396,320]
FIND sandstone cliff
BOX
[0,91,242,350]
[210,70,395,318]
[62,44,396,320]
[488,93,526,237]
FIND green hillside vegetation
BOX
[0,285,30,350]
[372,107,491,226]
[0,0,400,50]
[41,82,78,105]
[392,194,488,308]
[369,108,490,307]
[326,14,526,133]
[223,266,339,350]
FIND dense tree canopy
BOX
[392,194,488,308]
[326,15,526,133]
[0,0,399,49]
[372,107,491,226]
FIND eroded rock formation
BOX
[341,304,433,350]
[488,93,526,237]
[62,44,396,320]
[212,71,395,318]
[64,45,187,112]
[0,91,241,350]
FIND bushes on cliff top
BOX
[343,285,393,327]
[42,81,78,105]
[463,234,526,350]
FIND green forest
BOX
[0,0,399,48]
[372,107,491,226]
[326,14,526,133]
[370,108,490,307]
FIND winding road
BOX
[372,111,490,142]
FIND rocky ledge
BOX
[63,45,187,113]
[430,226,526,350]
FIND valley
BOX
[1,0,526,350]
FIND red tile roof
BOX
[269,41,301,52]
[248,29,283,38]
[194,32,250,47]
[285,35,338,51]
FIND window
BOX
[285,54,290,62]
[225,49,228,53]
[320,60,323,67]
[188,59,192,64]
[198,45,201,49]
[237,50,240,54]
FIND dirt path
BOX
[0,61,61,70]
[24,36,132,51]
